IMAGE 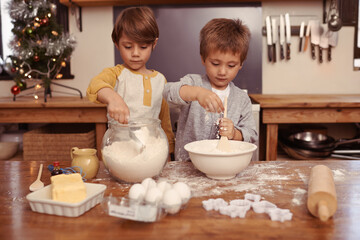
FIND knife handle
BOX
[299,38,303,52]
[280,45,284,60]
[304,37,309,52]
[328,46,332,61]
[267,45,272,62]
[311,43,316,60]
[273,45,277,63]
[286,44,291,60]
[319,47,323,63]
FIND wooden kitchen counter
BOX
[250,94,360,161]
[1,160,360,240]
[0,96,107,158]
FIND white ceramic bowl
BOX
[0,142,19,160]
[184,140,257,180]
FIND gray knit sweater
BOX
[163,74,258,161]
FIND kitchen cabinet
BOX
[0,96,107,159]
[250,94,360,161]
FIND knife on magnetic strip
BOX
[303,21,311,52]
[279,14,285,60]
[299,21,305,52]
[265,16,273,62]
[271,18,278,62]
[285,13,291,60]
[310,20,320,60]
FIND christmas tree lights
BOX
[6,0,76,101]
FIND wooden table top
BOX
[0,96,106,108]
[1,160,360,240]
[250,94,360,108]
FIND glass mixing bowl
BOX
[102,118,169,183]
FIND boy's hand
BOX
[97,88,130,124]
[107,95,130,124]
[219,118,235,139]
[219,118,243,141]
[196,88,224,113]
[180,85,224,113]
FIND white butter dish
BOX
[26,183,107,217]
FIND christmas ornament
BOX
[7,0,77,102]
[11,85,21,95]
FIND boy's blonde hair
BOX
[112,6,159,45]
[200,18,251,64]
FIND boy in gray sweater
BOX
[163,18,258,161]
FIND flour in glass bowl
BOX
[102,135,168,183]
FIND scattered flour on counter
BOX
[295,169,308,184]
[291,188,307,206]
[332,169,346,182]
[158,162,289,198]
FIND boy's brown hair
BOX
[200,18,251,65]
[112,6,159,45]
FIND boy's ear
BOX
[152,38,159,50]
[201,56,206,66]
[239,62,244,69]
[115,43,120,50]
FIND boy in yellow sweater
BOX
[87,6,174,153]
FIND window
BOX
[0,0,73,80]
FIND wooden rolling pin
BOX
[307,165,337,221]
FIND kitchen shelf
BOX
[59,0,316,7]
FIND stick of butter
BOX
[51,173,86,203]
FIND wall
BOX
[0,1,359,97]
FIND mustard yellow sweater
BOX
[87,64,174,153]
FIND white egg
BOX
[173,182,191,204]
[157,180,172,193]
[141,177,157,191]
[162,189,182,214]
[128,183,146,201]
[144,187,163,204]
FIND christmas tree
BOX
[6,0,76,98]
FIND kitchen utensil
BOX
[319,24,329,63]
[328,0,342,31]
[310,20,321,60]
[327,30,338,61]
[265,16,273,62]
[185,139,257,180]
[291,132,360,151]
[303,20,311,52]
[279,14,285,60]
[129,128,146,154]
[71,147,100,179]
[279,141,321,160]
[217,97,231,152]
[299,21,305,52]
[280,131,360,159]
[285,13,291,60]
[29,164,44,192]
[307,165,337,221]
[271,18,278,62]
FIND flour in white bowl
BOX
[102,136,168,183]
[185,139,256,155]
